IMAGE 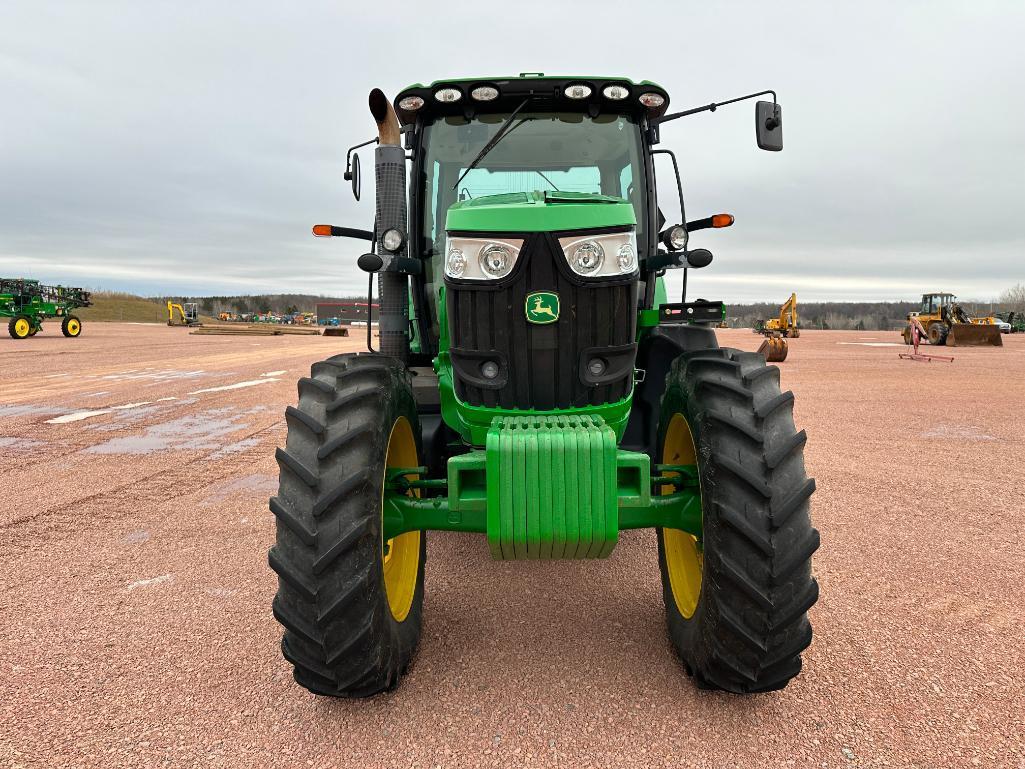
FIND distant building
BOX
[316,301,378,326]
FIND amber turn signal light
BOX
[312,224,333,237]
[711,214,735,228]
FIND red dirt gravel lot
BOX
[1,323,1022,768]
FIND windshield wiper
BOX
[452,98,531,190]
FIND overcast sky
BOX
[2,1,1023,302]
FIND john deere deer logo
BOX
[525,292,560,324]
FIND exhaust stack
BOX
[369,88,409,363]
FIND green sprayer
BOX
[269,75,819,697]
[2,278,92,339]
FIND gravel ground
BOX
[1,323,1022,768]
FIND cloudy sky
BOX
[1,1,1022,302]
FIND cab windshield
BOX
[421,111,647,252]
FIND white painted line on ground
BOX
[838,342,904,347]
[86,391,111,397]
[112,401,154,410]
[127,574,173,591]
[43,373,70,379]
[46,409,112,424]
[188,378,281,395]
[261,370,286,377]
[156,397,178,402]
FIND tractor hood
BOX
[445,190,636,233]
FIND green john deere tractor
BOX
[2,278,92,339]
[270,75,819,697]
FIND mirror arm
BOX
[344,136,379,180]
[650,149,687,241]
[655,89,776,125]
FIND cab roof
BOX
[394,74,670,126]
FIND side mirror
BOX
[755,101,783,152]
[344,153,362,201]
[686,248,713,268]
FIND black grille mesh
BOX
[447,233,637,410]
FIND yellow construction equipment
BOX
[757,332,788,362]
[167,300,200,327]
[901,293,1001,347]
[755,293,800,338]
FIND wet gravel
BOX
[1,323,1022,768]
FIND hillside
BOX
[76,291,169,323]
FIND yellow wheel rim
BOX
[382,416,420,622]
[14,318,30,338]
[67,319,80,335]
[661,413,703,619]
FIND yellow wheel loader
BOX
[901,293,1001,347]
[754,292,800,338]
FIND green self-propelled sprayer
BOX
[1,278,92,339]
[270,75,819,697]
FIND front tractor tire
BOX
[269,354,426,697]
[656,348,819,693]
[927,322,948,346]
[8,315,32,339]
[62,315,82,337]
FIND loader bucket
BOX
[947,323,1003,347]
[758,335,788,362]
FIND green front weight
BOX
[381,418,702,557]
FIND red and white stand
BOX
[899,317,954,362]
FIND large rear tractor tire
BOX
[656,348,819,692]
[269,353,426,697]
[8,315,32,339]
[62,315,82,337]
[927,323,948,346]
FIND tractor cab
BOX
[921,292,956,315]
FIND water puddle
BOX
[201,473,277,503]
[0,436,47,449]
[84,407,252,455]
[207,437,262,459]
[0,404,72,418]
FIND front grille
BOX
[446,232,637,410]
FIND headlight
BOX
[602,84,630,101]
[381,228,405,253]
[479,243,513,278]
[445,237,523,280]
[617,243,636,271]
[564,83,592,99]
[446,249,466,278]
[664,225,688,251]
[434,87,462,103]
[558,231,638,278]
[398,95,424,111]
[471,85,499,102]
